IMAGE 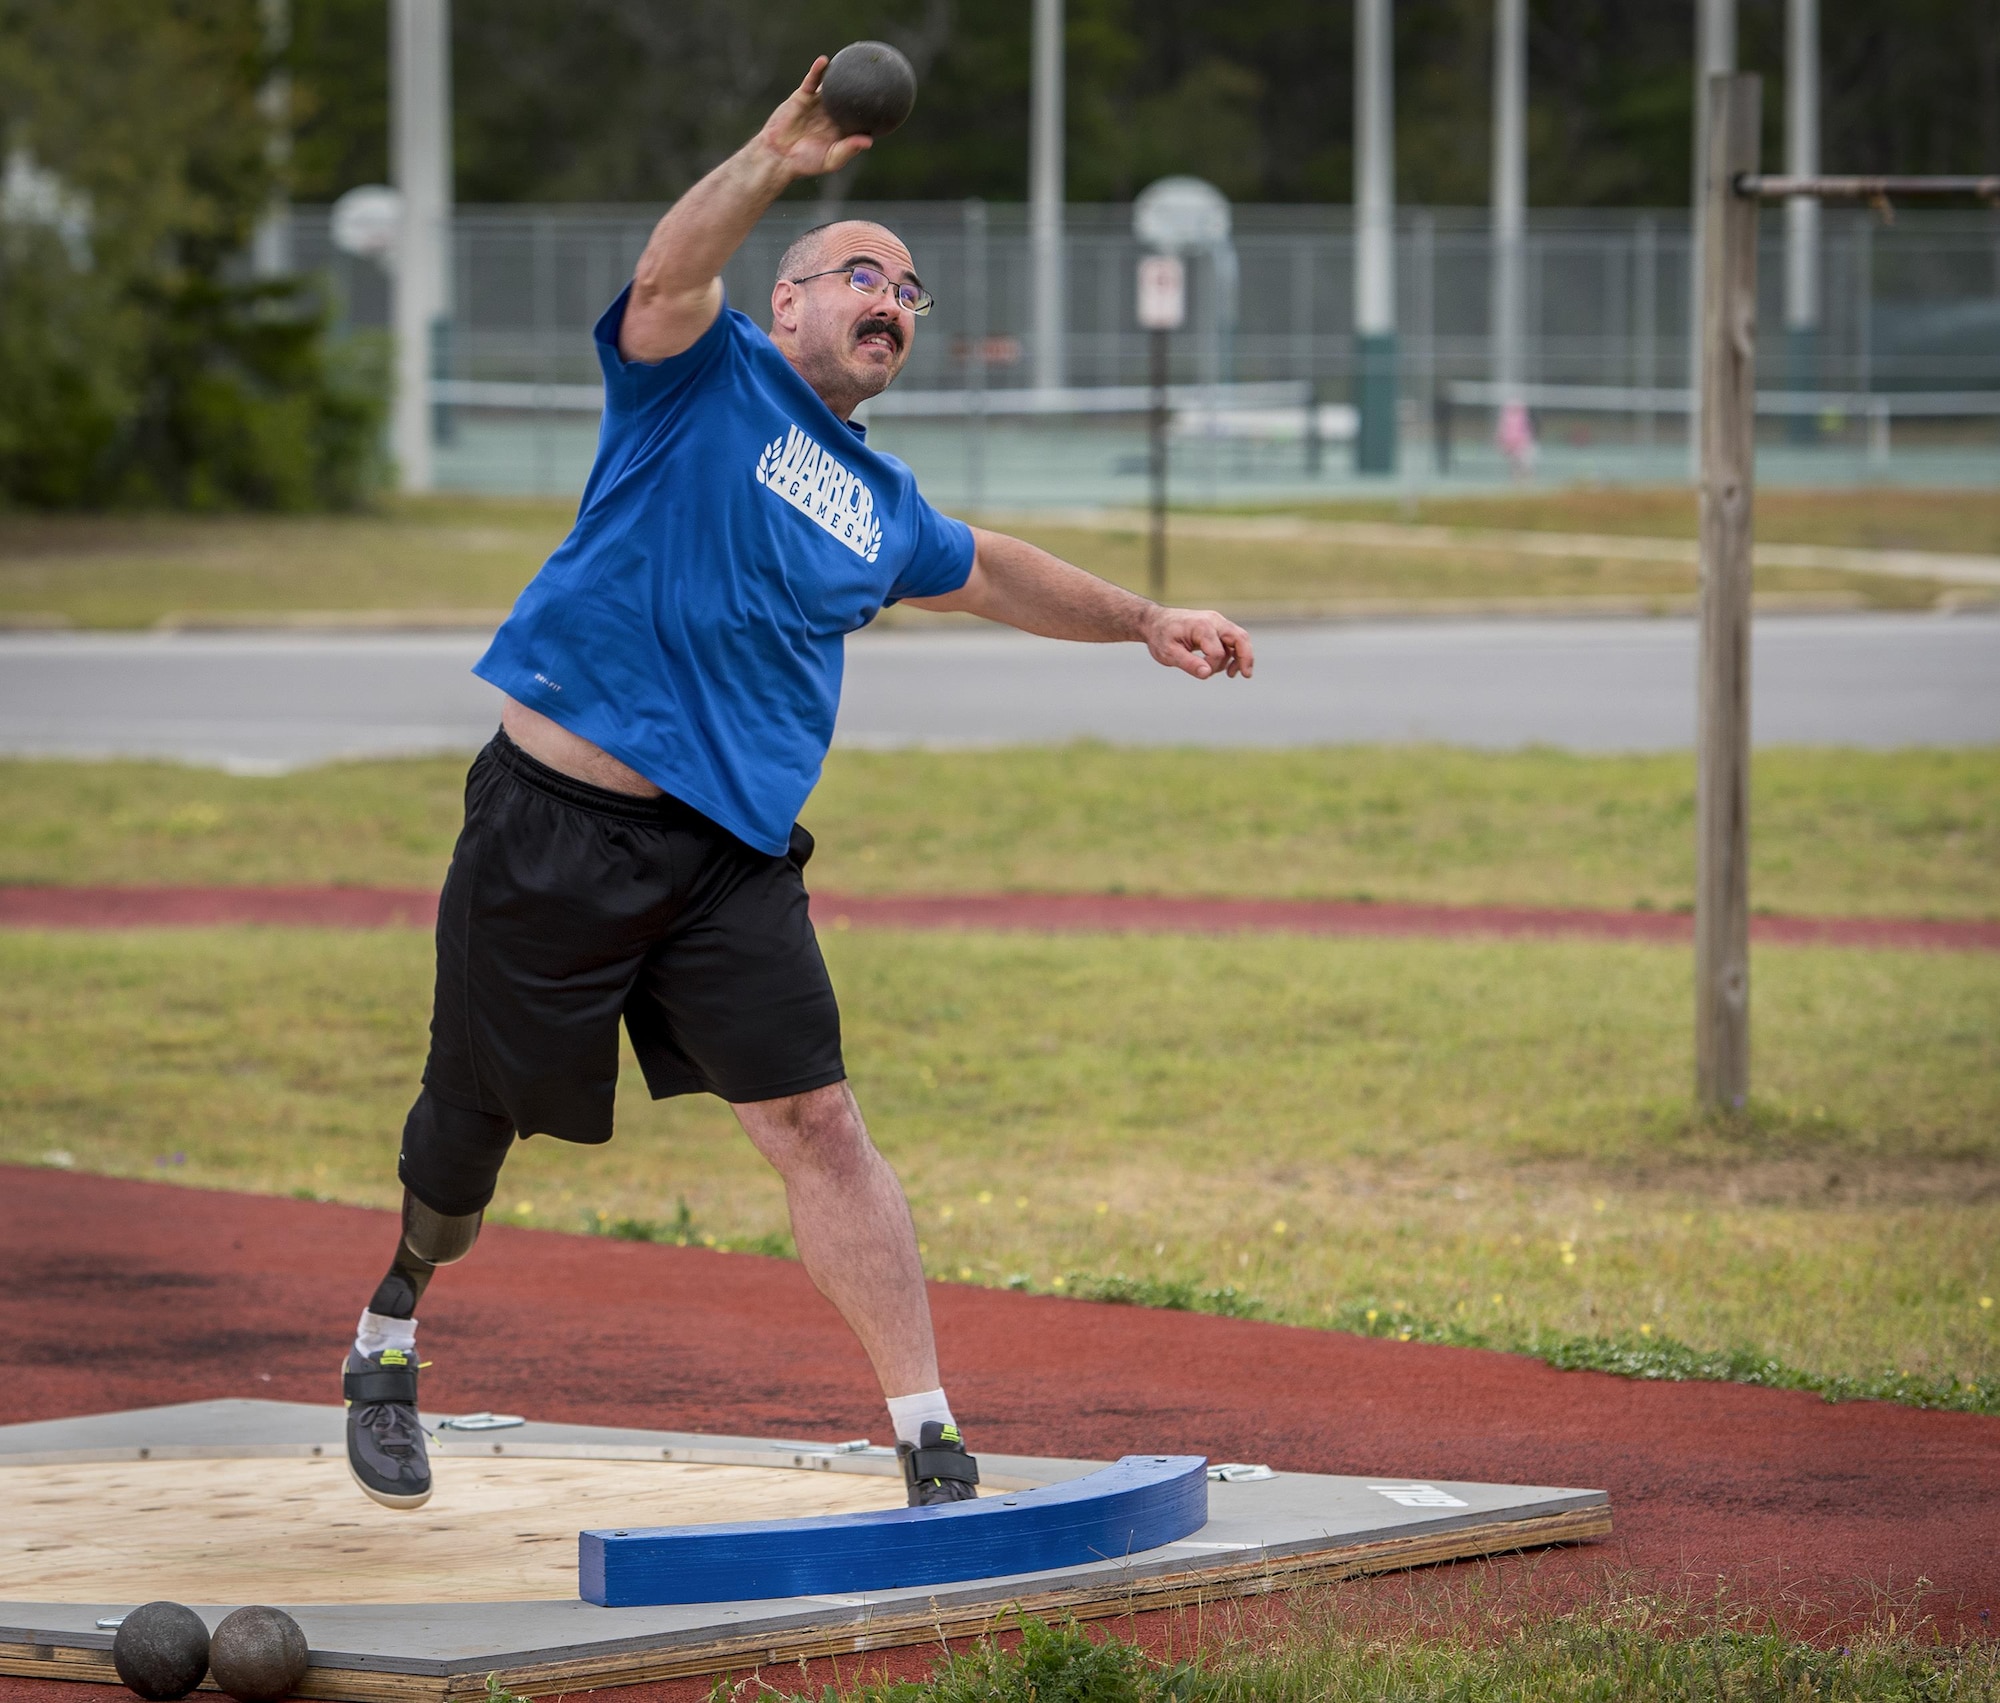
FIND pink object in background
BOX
[1497,400,1537,471]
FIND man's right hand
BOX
[754,57,876,182]
[619,59,874,365]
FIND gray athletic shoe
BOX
[898,1420,980,1507]
[342,1345,433,1509]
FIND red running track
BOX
[3,1167,1994,1686]
[2,885,1995,952]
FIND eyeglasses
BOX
[788,264,934,316]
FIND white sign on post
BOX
[1136,254,1187,331]
[330,184,404,263]
[1133,176,1232,253]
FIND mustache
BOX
[854,314,905,351]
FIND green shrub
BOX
[797,1617,1202,1703]
[0,0,387,511]
[0,225,132,507]
[115,274,388,511]
[0,237,387,511]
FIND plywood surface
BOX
[1,1456,909,1604]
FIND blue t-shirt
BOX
[474,289,975,855]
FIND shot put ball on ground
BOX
[207,1605,309,1703]
[111,1602,211,1702]
[819,41,917,136]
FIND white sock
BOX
[355,1308,418,1360]
[885,1387,956,1448]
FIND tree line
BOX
[3,0,1992,510]
[287,0,2000,208]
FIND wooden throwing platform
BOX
[0,1400,1611,1701]
[6,1455,912,1605]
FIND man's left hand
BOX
[1143,608,1255,680]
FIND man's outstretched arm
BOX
[903,528,1254,681]
[618,60,870,364]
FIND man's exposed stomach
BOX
[499,698,664,797]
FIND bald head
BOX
[769,220,922,420]
[776,219,906,287]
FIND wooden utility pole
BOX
[1694,73,1762,1111]
[1696,142,1990,1111]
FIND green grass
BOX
[3,488,1989,629]
[984,522,1945,617]
[745,1606,2000,1702]
[1270,485,2000,555]
[4,746,1995,920]
[0,497,568,630]
[4,927,1994,1398]
[5,743,1994,1407]
[0,756,474,888]
[805,746,2000,919]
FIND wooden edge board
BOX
[0,1505,1610,1702]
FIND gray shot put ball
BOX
[819,41,918,137]
[111,1601,211,1702]
[207,1605,309,1703]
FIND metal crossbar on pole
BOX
[1737,174,2000,200]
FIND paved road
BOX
[0,613,1994,770]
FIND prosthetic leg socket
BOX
[367,1191,483,1319]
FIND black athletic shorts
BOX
[398,729,845,1216]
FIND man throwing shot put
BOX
[342,57,1254,1512]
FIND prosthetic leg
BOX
[343,1192,484,1510]
[366,1191,485,1320]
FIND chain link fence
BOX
[292,201,2000,501]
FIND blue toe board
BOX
[579,1454,1210,1607]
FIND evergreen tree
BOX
[0,0,384,509]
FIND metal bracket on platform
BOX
[438,1411,526,1432]
[1207,1463,1276,1483]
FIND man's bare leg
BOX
[731,1080,937,1397]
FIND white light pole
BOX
[251,0,292,278]
[1029,0,1065,393]
[391,0,452,493]
[1689,0,1736,469]
[1784,0,1820,435]
[1353,0,1397,474]
[1490,0,1529,466]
